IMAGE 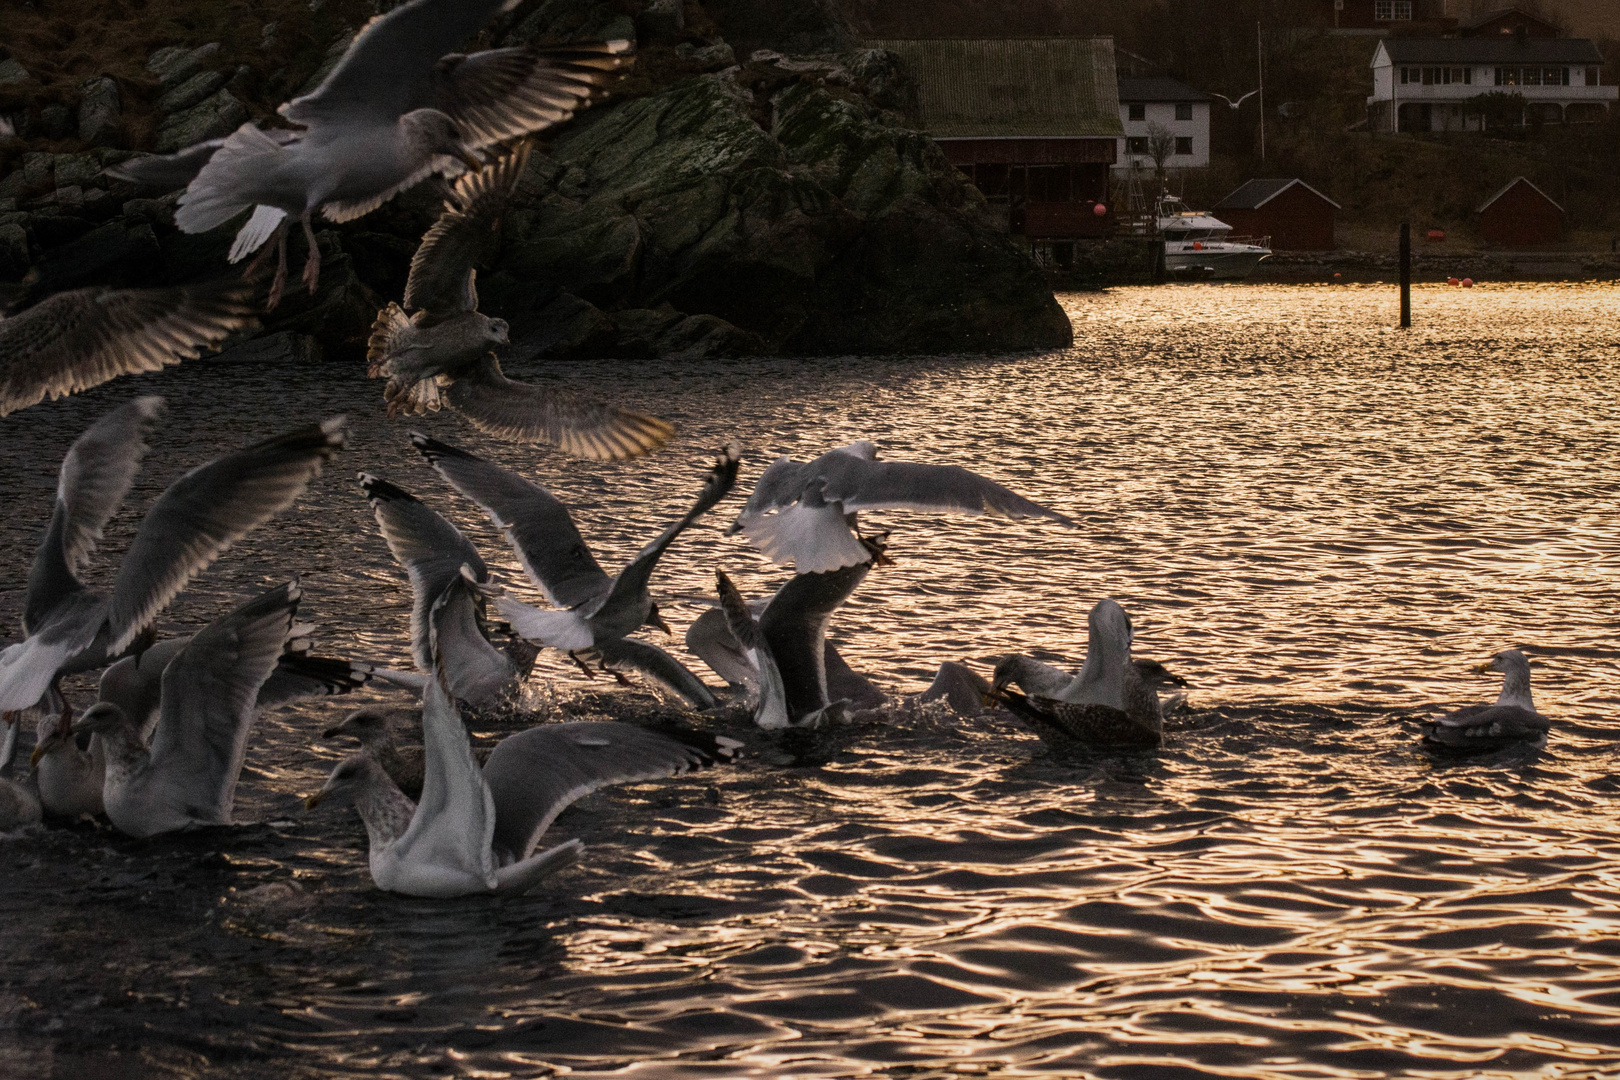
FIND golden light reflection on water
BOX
[0,283,1618,1077]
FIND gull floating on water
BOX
[990,599,1183,750]
[366,143,675,460]
[0,401,345,721]
[0,281,256,417]
[414,434,738,707]
[359,473,539,708]
[729,440,1076,573]
[306,622,741,897]
[709,533,887,729]
[323,707,438,802]
[70,582,306,837]
[154,0,631,307]
[1421,649,1551,752]
[0,715,41,832]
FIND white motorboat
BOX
[1157,195,1271,279]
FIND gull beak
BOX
[983,682,1008,708]
[653,611,674,636]
[28,741,49,770]
[303,791,326,810]
[458,150,483,173]
[321,724,345,740]
[1473,660,1495,675]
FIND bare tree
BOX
[1146,122,1176,189]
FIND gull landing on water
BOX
[728,440,1076,574]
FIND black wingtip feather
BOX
[357,472,421,505]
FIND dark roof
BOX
[1477,176,1563,214]
[1214,178,1342,211]
[867,38,1122,137]
[1117,76,1210,103]
[1461,7,1561,34]
[1378,37,1603,64]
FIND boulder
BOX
[496,58,1070,355]
[0,223,28,279]
[38,105,73,140]
[27,218,161,293]
[156,70,228,115]
[505,291,618,361]
[52,153,101,189]
[155,90,248,153]
[78,77,123,147]
[0,59,30,87]
[146,43,222,88]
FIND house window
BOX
[1128,102,1145,121]
[1175,102,1193,121]
[1545,67,1568,86]
[1175,136,1193,155]
[1588,67,1602,86]
[1375,0,1411,20]
[1496,66,1518,85]
[1127,136,1149,154]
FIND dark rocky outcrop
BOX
[0,1,1071,361]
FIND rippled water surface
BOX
[2,283,1619,1078]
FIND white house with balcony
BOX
[1369,37,1615,131]
[1114,77,1211,173]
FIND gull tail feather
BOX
[175,124,288,235]
[493,838,584,894]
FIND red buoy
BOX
[1447,276,1460,286]
[1461,277,1474,287]
[1427,229,1446,243]
[1092,202,1108,217]
[1333,272,1342,279]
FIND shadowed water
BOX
[1,282,1618,1078]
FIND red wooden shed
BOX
[1212,179,1340,250]
[1476,177,1563,247]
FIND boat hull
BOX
[1165,248,1271,280]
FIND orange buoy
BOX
[1092,202,1107,217]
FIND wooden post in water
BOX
[1399,223,1411,328]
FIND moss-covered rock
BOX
[494,54,1071,355]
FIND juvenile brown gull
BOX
[729,440,1076,573]
[1421,649,1550,752]
[0,281,256,417]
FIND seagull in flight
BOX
[1209,89,1261,110]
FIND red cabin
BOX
[1212,179,1340,251]
[1476,176,1563,247]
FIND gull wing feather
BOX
[590,637,717,710]
[0,597,106,714]
[144,582,300,824]
[482,720,731,863]
[256,652,375,710]
[684,606,759,688]
[406,142,530,315]
[389,673,498,895]
[717,570,788,729]
[105,418,346,655]
[816,454,1075,524]
[443,355,676,461]
[25,397,162,632]
[358,472,489,673]
[758,560,875,723]
[278,0,514,127]
[1423,703,1551,750]
[493,596,593,652]
[601,445,741,616]
[738,501,869,574]
[429,571,517,707]
[0,284,257,417]
[410,433,609,610]
[433,41,634,150]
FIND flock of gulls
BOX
[0,0,1553,896]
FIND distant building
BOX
[1368,37,1616,131]
[1476,176,1562,246]
[870,37,1122,240]
[1317,0,1457,34]
[1213,179,1341,250]
[1458,6,1561,37]
[1115,77,1211,175]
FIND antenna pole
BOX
[1258,21,1266,162]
